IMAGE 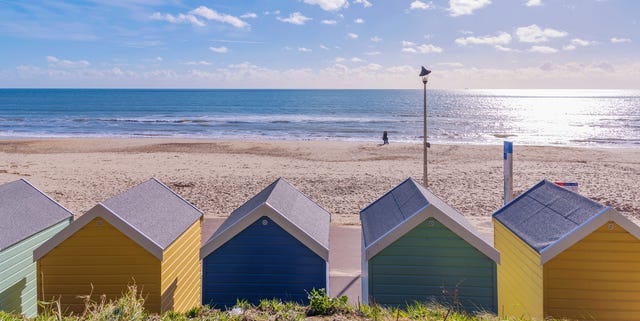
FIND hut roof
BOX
[0,179,73,251]
[34,178,202,261]
[493,179,609,254]
[360,178,499,262]
[201,178,330,260]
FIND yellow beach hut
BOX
[34,178,202,314]
[493,179,640,321]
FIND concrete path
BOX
[202,218,362,304]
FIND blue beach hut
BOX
[361,178,499,313]
[0,179,72,317]
[200,178,330,308]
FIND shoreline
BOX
[2,138,639,237]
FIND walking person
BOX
[382,130,389,145]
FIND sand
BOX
[1,138,639,238]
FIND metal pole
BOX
[423,80,428,187]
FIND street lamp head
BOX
[419,66,431,84]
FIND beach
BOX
[1,138,638,238]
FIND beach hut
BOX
[200,178,330,308]
[493,179,640,321]
[0,179,72,317]
[34,178,202,314]
[361,178,499,313]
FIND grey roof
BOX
[0,179,72,251]
[493,179,607,253]
[206,178,330,249]
[102,178,202,249]
[360,178,483,248]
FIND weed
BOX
[306,288,349,316]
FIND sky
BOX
[0,0,638,89]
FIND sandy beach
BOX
[1,138,639,237]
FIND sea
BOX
[1,88,639,147]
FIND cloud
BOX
[455,32,512,46]
[353,0,373,8]
[278,12,312,25]
[190,6,249,28]
[365,51,381,56]
[298,47,312,52]
[320,45,330,50]
[184,61,212,66]
[351,57,365,62]
[150,12,205,27]
[335,57,346,62]
[403,41,443,54]
[46,56,91,68]
[354,18,365,24]
[321,19,337,25]
[209,46,229,53]
[347,33,359,39]
[529,45,557,54]
[516,24,567,43]
[611,37,632,43]
[303,0,348,11]
[448,0,492,17]
[525,0,542,6]
[494,45,514,52]
[562,38,596,51]
[371,36,382,42]
[410,1,433,10]
[241,13,258,18]
[436,62,464,68]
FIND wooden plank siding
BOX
[544,222,640,321]
[0,219,69,317]
[160,219,201,313]
[368,218,497,313]
[37,218,162,314]
[494,219,544,320]
[202,216,326,308]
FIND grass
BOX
[0,285,572,321]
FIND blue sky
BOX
[0,0,638,89]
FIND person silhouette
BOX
[382,131,389,145]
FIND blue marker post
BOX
[504,141,513,205]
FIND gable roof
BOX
[201,178,330,260]
[34,178,202,261]
[360,178,499,262]
[0,179,73,251]
[493,179,608,254]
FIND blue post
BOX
[504,141,513,205]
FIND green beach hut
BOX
[0,179,72,317]
[360,178,499,313]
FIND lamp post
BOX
[419,66,431,187]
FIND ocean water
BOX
[0,88,639,147]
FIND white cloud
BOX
[410,1,433,10]
[351,57,364,62]
[321,19,337,25]
[320,45,330,50]
[277,12,312,25]
[365,51,381,56]
[611,37,632,43]
[494,45,514,52]
[184,61,212,66]
[46,56,91,68]
[516,24,567,43]
[190,6,249,28]
[241,13,257,18]
[529,45,557,54]
[354,18,365,24]
[335,57,346,62]
[436,62,464,68]
[402,41,443,53]
[150,12,205,27]
[525,0,542,6]
[263,10,281,16]
[353,0,372,8]
[347,33,359,39]
[562,38,596,51]
[448,0,492,17]
[455,32,512,46]
[298,47,312,52]
[371,36,382,42]
[303,0,348,11]
[209,46,229,53]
